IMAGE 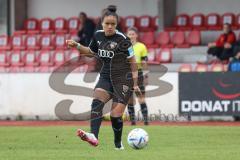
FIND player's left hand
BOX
[133,85,142,97]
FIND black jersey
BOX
[88,30,134,79]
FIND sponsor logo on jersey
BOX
[97,41,102,46]
[110,41,117,49]
[98,49,115,58]
[122,85,129,93]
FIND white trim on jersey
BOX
[116,31,127,39]
[127,54,135,59]
[95,30,104,33]
[88,47,97,54]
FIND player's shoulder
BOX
[94,30,105,37]
[136,42,147,48]
[115,30,129,40]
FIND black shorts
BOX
[95,76,133,105]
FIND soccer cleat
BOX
[144,121,149,126]
[114,141,124,150]
[76,129,99,147]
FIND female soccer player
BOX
[66,7,140,150]
[126,27,149,125]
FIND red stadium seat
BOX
[39,34,54,50]
[179,64,192,72]
[11,35,25,50]
[23,50,39,72]
[52,50,67,72]
[150,16,159,31]
[65,49,82,72]
[38,50,54,72]
[205,13,221,30]
[39,18,54,34]
[210,63,224,72]
[9,50,25,72]
[186,30,201,46]
[190,13,206,30]
[236,14,240,29]
[24,18,40,34]
[166,14,191,31]
[0,51,10,72]
[171,31,190,48]
[137,15,153,32]
[68,17,80,33]
[25,35,40,50]
[53,34,67,50]
[139,32,157,48]
[176,14,191,30]
[155,31,174,48]
[54,17,68,33]
[195,64,208,72]
[67,49,80,61]
[68,33,79,42]
[156,48,172,63]
[0,35,11,50]
[147,48,159,64]
[53,50,66,66]
[221,13,237,29]
[122,16,137,32]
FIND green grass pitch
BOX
[0,125,240,160]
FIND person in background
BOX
[127,27,149,126]
[78,12,96,46]
[228,39,240,72]
[207,23,236,62]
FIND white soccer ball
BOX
[127,128,149,149]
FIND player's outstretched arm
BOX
[66,40,94,57]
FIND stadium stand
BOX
[2,13,239,73]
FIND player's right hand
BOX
[133,85,142,97]
[66,40,78,48]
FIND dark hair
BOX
[223,23,232,32]
[127,27,139,34]
[101,5,118,23]
[224,23,231,27]
[79,12,87,18]
[107,5,117,12]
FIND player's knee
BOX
[110,109,124,117]
[138,97,145,104]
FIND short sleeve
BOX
[141,44,148,58]
[127,46,134,59]
[88,36,98,54]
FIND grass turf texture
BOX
[0,125,239,160]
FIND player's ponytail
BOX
[107,5,117,13]
[101,5,118,23]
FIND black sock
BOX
[110,116,123,146]
[90,99,105,139]
[140,103,148,123]
[127,104,136,123]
